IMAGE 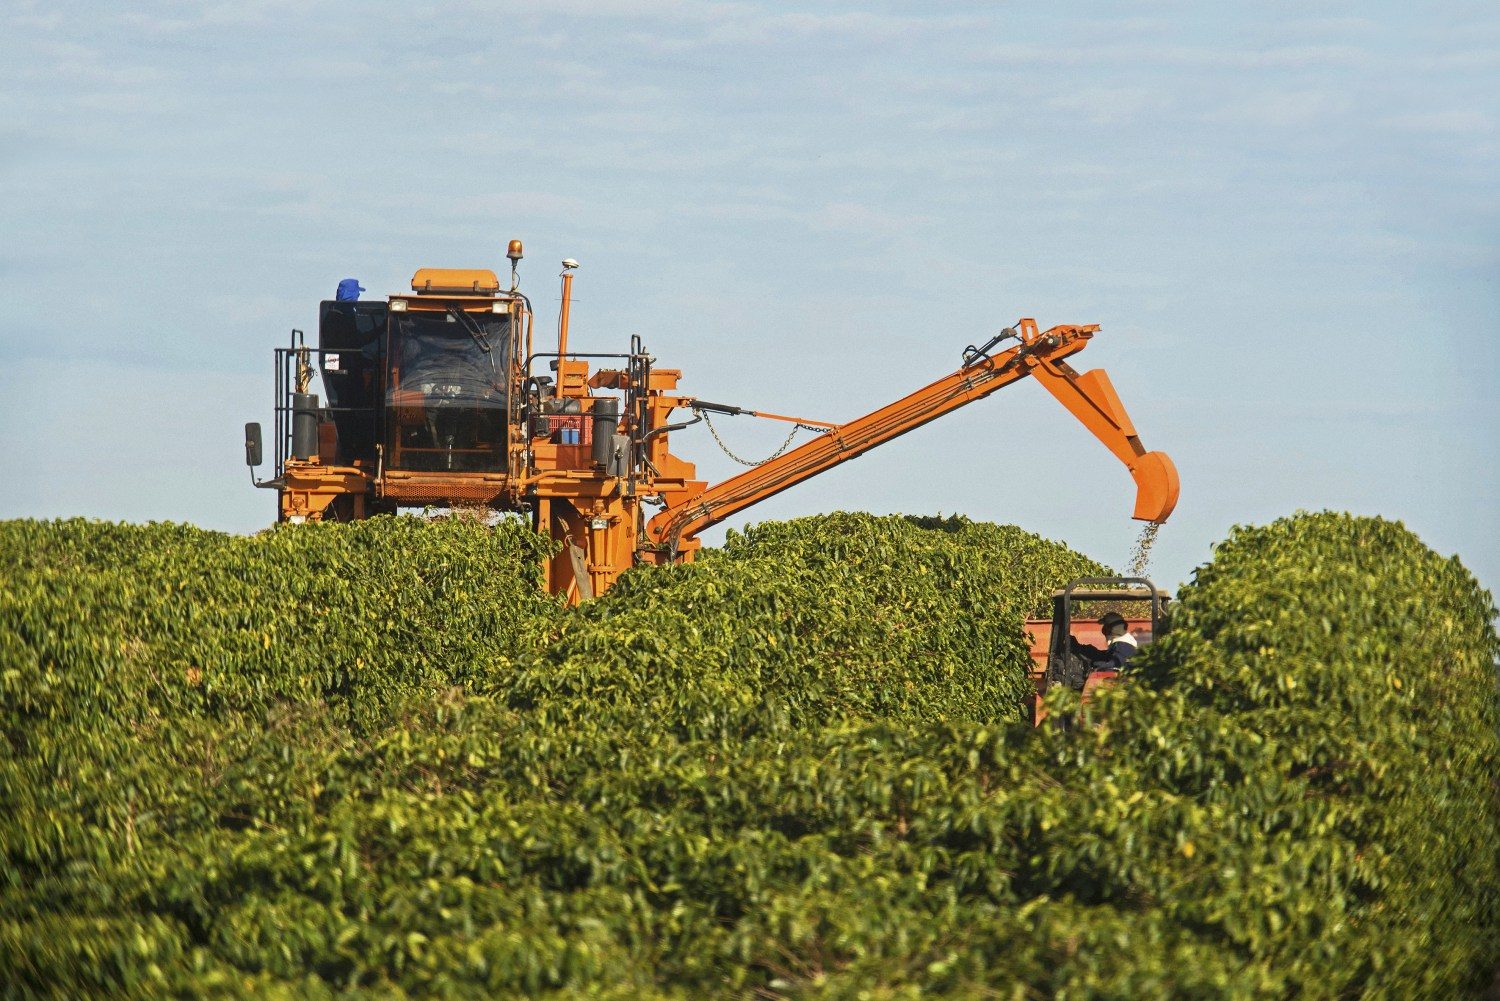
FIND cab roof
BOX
[410,268,501,295]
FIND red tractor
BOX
[1025,576,1170,725]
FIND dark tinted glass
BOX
[318,301,388,464]
[385,311,511,472]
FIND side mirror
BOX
[245,422,263,467]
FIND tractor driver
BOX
[1069,611,1138,671]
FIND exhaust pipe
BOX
[291,392,320,460]
[591,398,620,468]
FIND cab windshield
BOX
[385,308,512,472]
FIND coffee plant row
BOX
[1,511,1494,998]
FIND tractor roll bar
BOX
[1057,576,1167,631]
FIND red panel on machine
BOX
[546,415,592,446]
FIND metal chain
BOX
[700,410,823,467]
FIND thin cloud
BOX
[1206,89,1353,128]
[1382,109,1495,134]
[1048,87,1162,126]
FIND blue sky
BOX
[2,1,1496,596]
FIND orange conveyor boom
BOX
[645,320,1179,552]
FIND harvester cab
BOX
[246,265,532,522]
[1026,576,1170,725]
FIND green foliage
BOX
[1,516,563,998]
[1,511,1495,998]
[1114,512,1500,995]
[508,512,1104,740]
